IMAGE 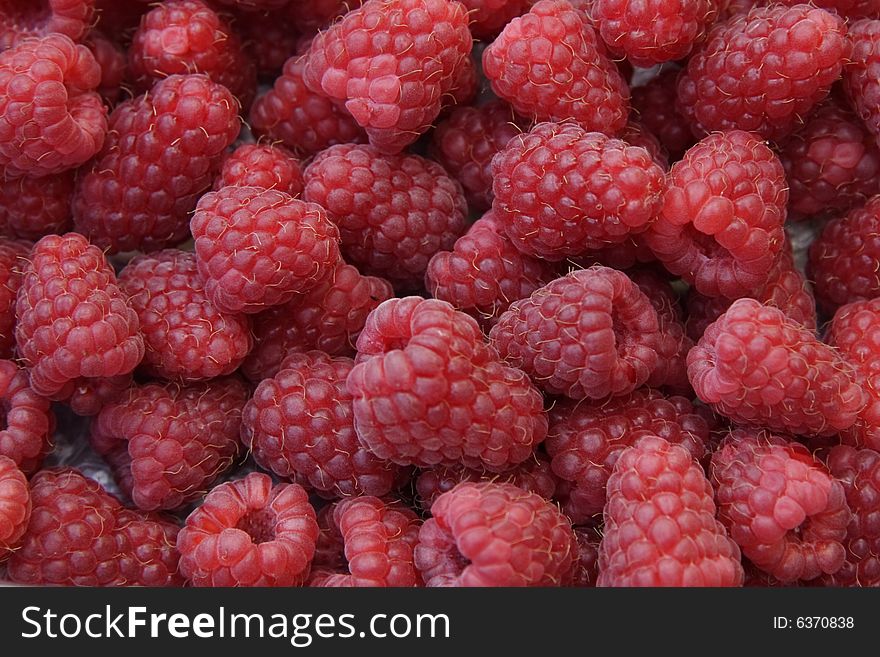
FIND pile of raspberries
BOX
[2,0,880,589]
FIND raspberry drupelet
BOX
[0,455,29,560]
[0,173,74,241]
[0,360,54,475]
[214,144,304,197]
[0,0,96,52]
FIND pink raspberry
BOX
[0,456,29,560]
[0,360,54,475]
[0,0,96,52]
[0,173,74,240]
[214,143,304,197]
[347,297,548,471]
[482,0,629,133]
[0,238,28,359]
[631,67,695,161]
[845,19,880,145]
[490,267,661,399]
[0,34,107,179]
[177,472,318,587]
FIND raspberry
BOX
[348,297,548,471]
[119,250,252,382]
[482,0,630,133]
[84,31,125,104]
[574,235,657,270]
[689,298,864,437]
[129,0,256,107]
[677,5,849,141]
[619,120,669,170]
[214,144,304,197]
[429,100,526,212]
[491,122,665,261]
[457,0,533,39]
[94,0,149,34]
[546,389,711,523]
[192,186,341,314]
[489,267,661,399]
[15,233,145,405]
[242,262,393,382]
[598,435,744,587]
[302,0,472,153]
[0,34,107,179]
[0,456,29,560]
[249,54,366,157]
[303,144,467,291]
[414,482,577,586]
[0,172,74,240]
[569,526,601,587]
[72,74,241,254]
[0,238,28,359]
[65,374,133,418]
[243,351,407,498]
[778,0,880,18]
[646,130,788,299]
[711,430,851,582]
[7,468,183,586]
[631,67,694,161]
[311,503,345,573]
[177,472,318,586]
[235,9,298,80]
[845,19,880,144]
[286,0,364,30]
[0,0,96,52]
[425,212,556,329]
[213,0,290,9]
[91,378,247,511]
[0,360,54,475]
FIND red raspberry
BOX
[0,0,96,52]
[243,351,407,498]
[214,143,304,197]
[0,238,28,359]
[689,298,864,437]
[619,120,669,170]
[0,34,106,179]
[457,0,534,39]
[348,297,548,471]
[242,262,393,382]
[415,482,577,586]
[711,430,851,582]
[482,0,630,133]
[84,31,125,104]
[489,267,661,399]
[212,0,291,9]
[845,19,880,144]
[177,472,318,586]
[94,0,149,34]
[425,212,556,330]
[677,5,849,141]
[302,0,472,153]
[118,250,252,382]
[285,0,364,31]
[235,9,298,80]
[598,435,743,587]
[546,389,711,523]
[0,172,74,240]
[311,503,346,573]
[0,456,29,560]
[7,468,183,586]
[631,67,695,161]
[778,0,880,18]
[0,360,54,475]
[303,144,467,291]
[646,130,787,299]
[574,235,657,270]
[569,526,601,587]
[192,186,341,314]
[91,378,247,511]
[15,233,145,405]
[65,374,134,418]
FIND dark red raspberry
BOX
[302,0,472,153]
[778,0,880,18]
[646,130,787,299]
[7,468,183,587]
[285,0,364,30]
[348,297,548,471]
[311,503,346,573]
[242,262,393,382]
[72,74,241,254]
[599,435,743,587]
[94,0,150,34]
[711,430,851,582]
[0,456,29,560]
[483,0,629,133]
[677,4,849,141]
[0,172,74,240]
[243,351,407,498]
[0,360,54,475]
[84,31,125,104]
[15,233,145,405]
[303,144,467,291]
[214,143,304,197]
[0,34,106,179]
[213,0,290,9]
[119,250,252,382]
[619,120,669,169]
[415,481,577,586]
[0,0,96,52]
[65,374,134,418]
[0,238,28,359]
[491,122,665,261]
[546,389,711,523]
[490,267,661,400]
[568,526,601,587]
[631,67,695,162]
[177,472,318,586]
[192,186,341,314]
[574,235,658,270]
[845,19,880,144]
[236,9,298,80]
[425,212,556,330]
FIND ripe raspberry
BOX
[65,373,133,418]
[212,0,291,9]
[569,526,601,587]
[631,68,694,161]
[0,0,96,52]
[0,172,73,240]
[619,120,669,170]
[546,389,711,523]
[711,430,850,582]
[119,250,252,382]
[311,503,346,573]
[429,100,526,212]
[0,238,28,358]
[286,0,365,30]
[94,0,149,34]
[0,34,106,179]
[426,212,556,329]
[489,267,661,399]
[8,468,183,586]
[0,456,29,560]
[348,297,548,471]
[84,31,125,105]
[415,482,577,586]
[192,186,341,314]
[0,360,54,475]
[777,0,880,19]
[243,351,407,498]
[72,74,241,254]
[482,0,629,133]
[646,130,787,299]
[235,9,298,80]
[177,472,318,587]
[242,262,393,382]
[91,378,247,511]
[845,19,880,144]
[598,435,743,587]
[214,144,304,197]
[303,144,467,291]
[15,233,145,405]
[456,0,534,39]
[574,235,657,270]
[677,5,849,140]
